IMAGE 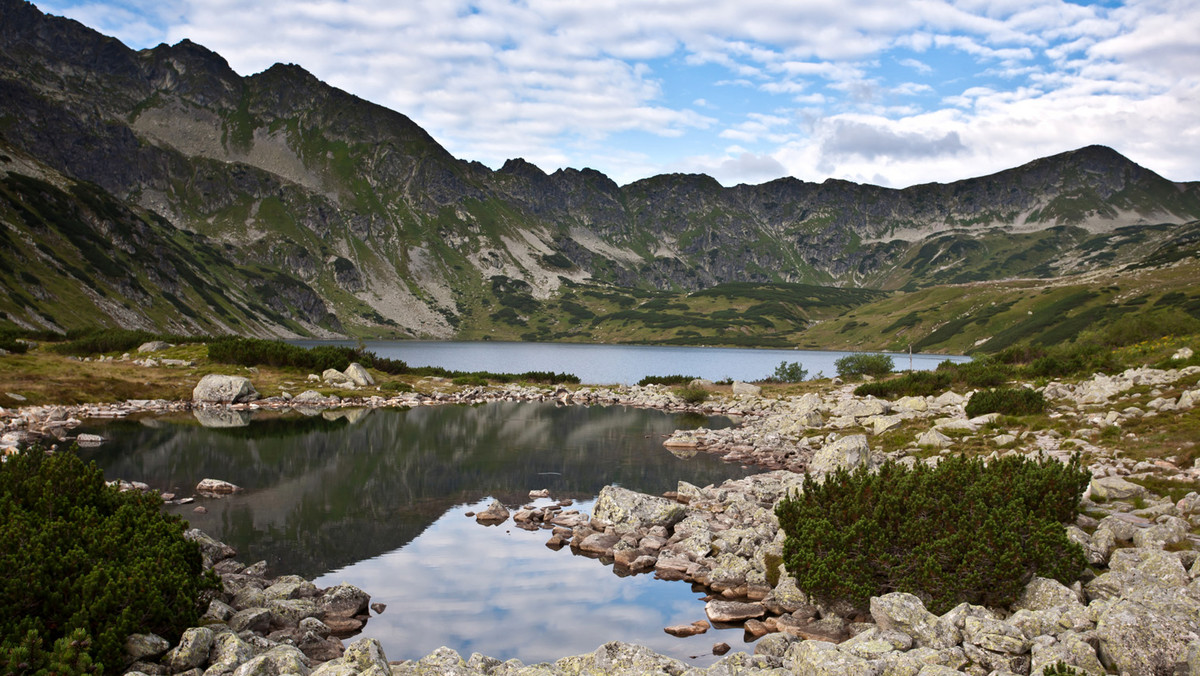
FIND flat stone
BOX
[664,621,709,637]
[1090,476,1146,501]
[706,600,765,623]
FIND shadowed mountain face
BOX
[2,0,1199,338]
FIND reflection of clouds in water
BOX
[317,498,745,665]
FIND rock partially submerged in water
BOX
[474,499,510,525]
[197,478,242,495]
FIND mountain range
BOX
[2,0,1199,346]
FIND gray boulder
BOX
[162,627,214,672]
[231,645,310,676]
[193,375,259,404]
[592,485,686,532]
[229,608,272,634]
[832,398,889,418]
[264,575,318,600]
[318,583,371,619]
[552,641,691,675]
[870,592,960,650]
[1096,598,1198,675]
[732,381,762,396]
[124,633,170,661]
[343,363,374,387]
[1089,475,1146,501]
[137,340,171,353]
[1029,631,1104,676]
[784,640,880,676]
[183,529,236,567]
[321,369,355,387]
[204,631,258,676]
[267,598,320,628]
[916,429,953,449]
[341,638,389,674]
[1012,576,1084,612]
[196,478,242,494]
[809,434,876,476]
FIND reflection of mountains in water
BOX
[77,403,752,578]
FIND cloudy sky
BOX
[34,0,1200,187]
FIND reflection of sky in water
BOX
[317,497,745,666]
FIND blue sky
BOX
[34,0,1200,187]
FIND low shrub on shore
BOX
[674,385,710,404]
[766,361,808,383]
[776,453,1090,614]
[853,357,1011,398]
[835,353,894,379]
[637,374,696,387]
[965,387,1047,417]
[206,337,409,375]
[0,447,219,675]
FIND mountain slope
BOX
[2,0,1199,340]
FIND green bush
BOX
[776,454,1089,614]
[965,387,1047,417]
[769,361,808,383]
[0,336,29,354]
[206,338,408,375]
[379,381,414,393]
[835,353,894,379]
[49,329,205,357]
[854,370,952,398]
[0,447,219,675]
[674,385,710,405]
[953,358,1010,388]
[637,374,697,387]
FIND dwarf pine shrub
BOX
[835,353,894,379]
[965,387,1047,417]
[776,453,1089,614]
[637,374,696,387]
[0,447,220,675]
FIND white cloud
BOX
[673,150,789,185]
[39,0,1200,187]
[898,57,933,73]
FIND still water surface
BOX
[293,340,968,385]
[79,402,758,665]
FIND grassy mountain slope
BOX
[2,0,1200,347]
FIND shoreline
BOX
[7,364,1200,674]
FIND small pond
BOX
[78,402,762,665]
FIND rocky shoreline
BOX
[5,362,1200,675]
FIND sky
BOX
[33,0,1200,188]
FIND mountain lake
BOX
[76,344,968,666]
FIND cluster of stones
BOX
[453,471,1200,675]
[124,528,375,676]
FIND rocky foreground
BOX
[4,360,1200,675]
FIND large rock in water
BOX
[592,485,686,532]
[193,374,259,404]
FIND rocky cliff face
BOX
[2,0,1199,337]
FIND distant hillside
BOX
[2,0,1199,344]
